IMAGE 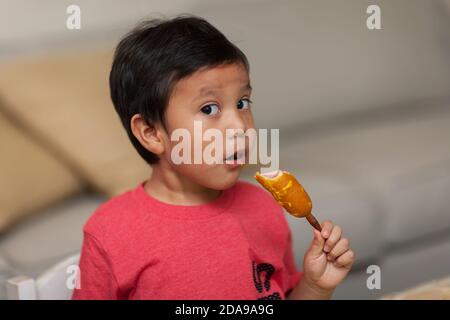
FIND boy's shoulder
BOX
[83,184,141,238]
[235,179,280,206]
[82,180,284,238]
[235,179,290,236]
[234,179,286,219]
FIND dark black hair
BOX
[109,14,250,165]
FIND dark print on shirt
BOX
[252,260,281,300]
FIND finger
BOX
[307,229,325,258]
[324,225,342,253]
[320,220,333,239]
[334,250,355,268]
[327,238,350,261]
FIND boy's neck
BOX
[144,162,221,206]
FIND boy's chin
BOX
[202,166,242,190]
[210,179,239,190]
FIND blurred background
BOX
[0,0,449,299]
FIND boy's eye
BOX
[200,104,220,115]
[237,98,252,110]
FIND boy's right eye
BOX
[200,104,220,115]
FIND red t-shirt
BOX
[72,180,303,300]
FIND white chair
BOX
[6,253,80,300]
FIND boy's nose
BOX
[223,108,248,134]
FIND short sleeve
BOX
[72,232,122,300]
[283,224,304,297]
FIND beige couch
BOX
[0,0,449,299]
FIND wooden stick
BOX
[306,213,322,232]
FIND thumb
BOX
[307,229,325,258]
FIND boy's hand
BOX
[302,220,355,294]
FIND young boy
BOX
[72,15,354,300]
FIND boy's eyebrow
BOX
[242,82,252,92]
[196,82,252,98]
[198,87,219,97]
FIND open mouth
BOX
[224,149,246,162]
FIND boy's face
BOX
[161,62,255,190]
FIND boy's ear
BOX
[130,114,165,155]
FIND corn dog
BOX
[254,170,322,231]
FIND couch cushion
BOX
[277,109,450,245]
[0,112,82,233]
[0,50,150,196]
[382,162,450,245]
[379,234,450,295]
[0,193,104,277]
[195,0,450,130]
[0,254,14,300]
